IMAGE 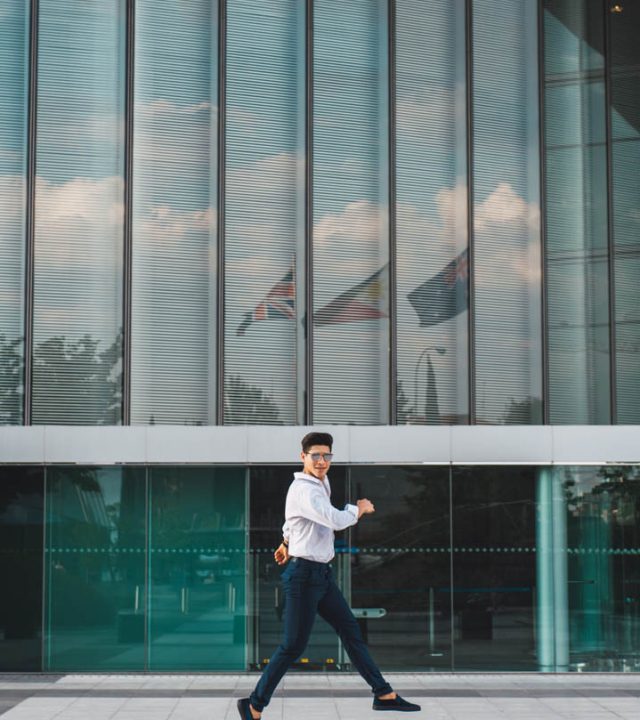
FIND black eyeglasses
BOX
[307,452,334,462]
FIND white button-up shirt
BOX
[282,472,359,563]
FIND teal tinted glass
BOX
[148,467,247,670]
[44,467,146,671]
[546,466,640,671]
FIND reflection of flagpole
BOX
[413,346,446,423]
[425,354,440,424]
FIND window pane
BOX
[0,467,43,671]
[611,3,640,423]
[396,0,468,425]
[44,467,146,671]
[349,466,452,670]
[452,466,537,670]
[32,0,125,424]
[472,0,542,424]
[148,467,247,670]
[132,1,218,425]
[544,1,610,423]
[249,465,345,669]
[0,1,29,425]
[558,466,640,670]
[224,0,305,425]
[313,0,389,424]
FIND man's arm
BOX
[296,485,365,531]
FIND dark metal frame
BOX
[122,0,135,425]
[603,0,617,424]
[465,0,475,425]
[304,0,314,425]
[23,0,39,426]
[216,0,227,425]
[388,0,398,425]
[538,0,550,425]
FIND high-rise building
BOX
[1,0,639,673]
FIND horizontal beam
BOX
[1,425,640,466]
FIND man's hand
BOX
[357,498,375,518]
[274,542,290,565]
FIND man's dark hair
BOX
[301,431,333,453]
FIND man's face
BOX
[301,444,332,480]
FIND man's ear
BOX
[300,451,306,463]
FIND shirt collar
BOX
[294,471,329,485]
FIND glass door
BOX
[249,466,345,670]
[147,466,247,670]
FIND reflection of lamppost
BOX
[414,346,446,424]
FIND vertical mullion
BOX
[216,0,227,425]
[305,0,314,424]
[603,0,617,425]
[538,0,549,425]
[465,0,475,425]
[122,0,135,425]
[388,0,397,425]
[23,0,39,426]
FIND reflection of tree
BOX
[396,380,414,424]
[0,335,23,424]
[501,395,543,424]
[32,331,122,424]
[224,375,280,424]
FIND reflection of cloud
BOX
[0,175,25,220]
[475,182,539,232]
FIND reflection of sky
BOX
[1,1,638,425]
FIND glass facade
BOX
[0,0,636,427]
[2,462,640,672]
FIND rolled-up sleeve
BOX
[296,486,359,531]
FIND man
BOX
[237,432,421,718]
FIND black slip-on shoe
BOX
[373,694,421,712]
[237,697,257,720]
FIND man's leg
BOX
[317,577,393,697]
[249,569,319,713]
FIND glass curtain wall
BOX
[472,0,542,424]
[0,0,29,425]
[3,462,637,672]
[44,465,246,671]
[224,0,305,425]
[313,0,390,425]
[131,1,218,425]
[395,0,468,425]
[32,0,125,424]
[544,0,610,423]
[611,2,640,422]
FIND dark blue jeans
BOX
[250,557,393,712]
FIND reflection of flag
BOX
[314,267,388,326]
[408,249,468,327]
[236,269,295,336]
